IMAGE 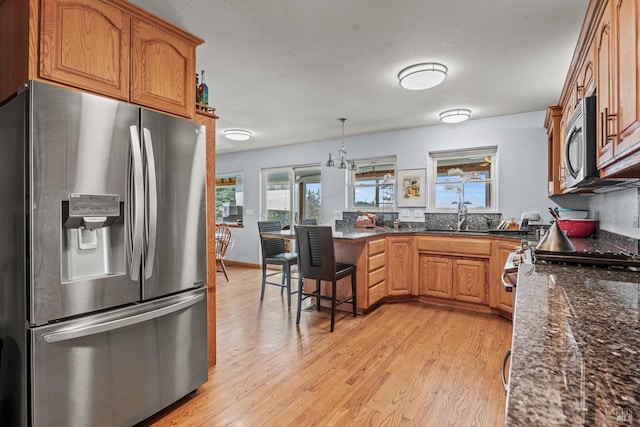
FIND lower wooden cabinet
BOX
[367,238,386,306]
[335,233,517,317]
[386,235,415,296]
[453,258,486,304]
[419,255,452,298]
[490,239,517,315]
[419,254,487,304]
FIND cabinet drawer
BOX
[368,280,386,305]
[368,267,385,286]
[368,238,386,255]
[368,252,386,272]
[417,236,491,256]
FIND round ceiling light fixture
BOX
[224,128,252,141]
[439,108,471,124]
[398,62,448,90]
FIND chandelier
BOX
[326,118,356,170]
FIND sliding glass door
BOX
[262,165,322,227]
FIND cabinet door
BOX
[577,42,595,101]
[386,236,414,296]
[419,255,452,298]
[453,258,486,304]
[131,18,195,118]
[596,1,616,168]
[613,0,640,158]
[492,241,515,314]
[546,105,563,196]
[559,104,572,191]
[40,0,130,100]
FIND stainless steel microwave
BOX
[564,96,598,188]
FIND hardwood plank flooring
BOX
[138,266,512,426]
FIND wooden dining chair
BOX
[257,221,298,307]
[215,224,232,282]
[294,225,357,332]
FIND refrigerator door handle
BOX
[128,125,145,281]
[142,127,158,279]
[41,293,205,343]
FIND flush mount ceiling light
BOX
[398,62,448,90]
[439,108,471,124]
[224,128,252,141]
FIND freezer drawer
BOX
[29,288,208,427]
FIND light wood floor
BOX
[138,266,512,426]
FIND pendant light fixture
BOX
[326,118,356,170]
[398,62,448,90]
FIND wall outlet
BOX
[246,208,254,215]
[633,217,639,228]
[401,209,410,218]
[413,210,423,218]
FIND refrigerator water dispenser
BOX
[61,194,125,283]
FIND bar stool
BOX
[257,221,298,307]
[294,225,357,332]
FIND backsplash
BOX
[422,213,503,231]
[596,229,639,254]
[335,211,502,231]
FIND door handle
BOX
[142,127,158,279]
[128,126,145,281]
[41,293,204,343]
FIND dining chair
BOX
[257,221,298,307]
[215,224,232,282]
[294,225,357,332]
[301,218,317,225]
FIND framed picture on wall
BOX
[396,168,426,207]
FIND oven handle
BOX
[502,349,511,392]
[501,271,514,292]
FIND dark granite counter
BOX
[506,263,640,426]
[333,227,532,241]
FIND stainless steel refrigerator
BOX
[0,81,208,426]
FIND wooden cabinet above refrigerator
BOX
[0,0,203,119]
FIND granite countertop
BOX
[506,263,640,426]
[333,227,532,241]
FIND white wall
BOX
[216,110,577,265]
[588,187,640,239]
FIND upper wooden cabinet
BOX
[40,0,131,101]
[1,0,203,118]
[611,0,640,164]
[595,0,615,168]
[131,18,195,117]
[549,0,640,180]
[545,105,563,196]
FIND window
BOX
[430,148,497,212]
[216,173,243,224]
[262,165,322,226]
[350,157,396,209]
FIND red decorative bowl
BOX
[557,219,596,238]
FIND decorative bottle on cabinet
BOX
[198,70,208,105]
[195,73,200,104]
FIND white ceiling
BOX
[128,0,589,154]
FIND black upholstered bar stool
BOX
[257,221,298,307]
[294,225,357,332]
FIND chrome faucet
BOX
[456,200,468,231]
